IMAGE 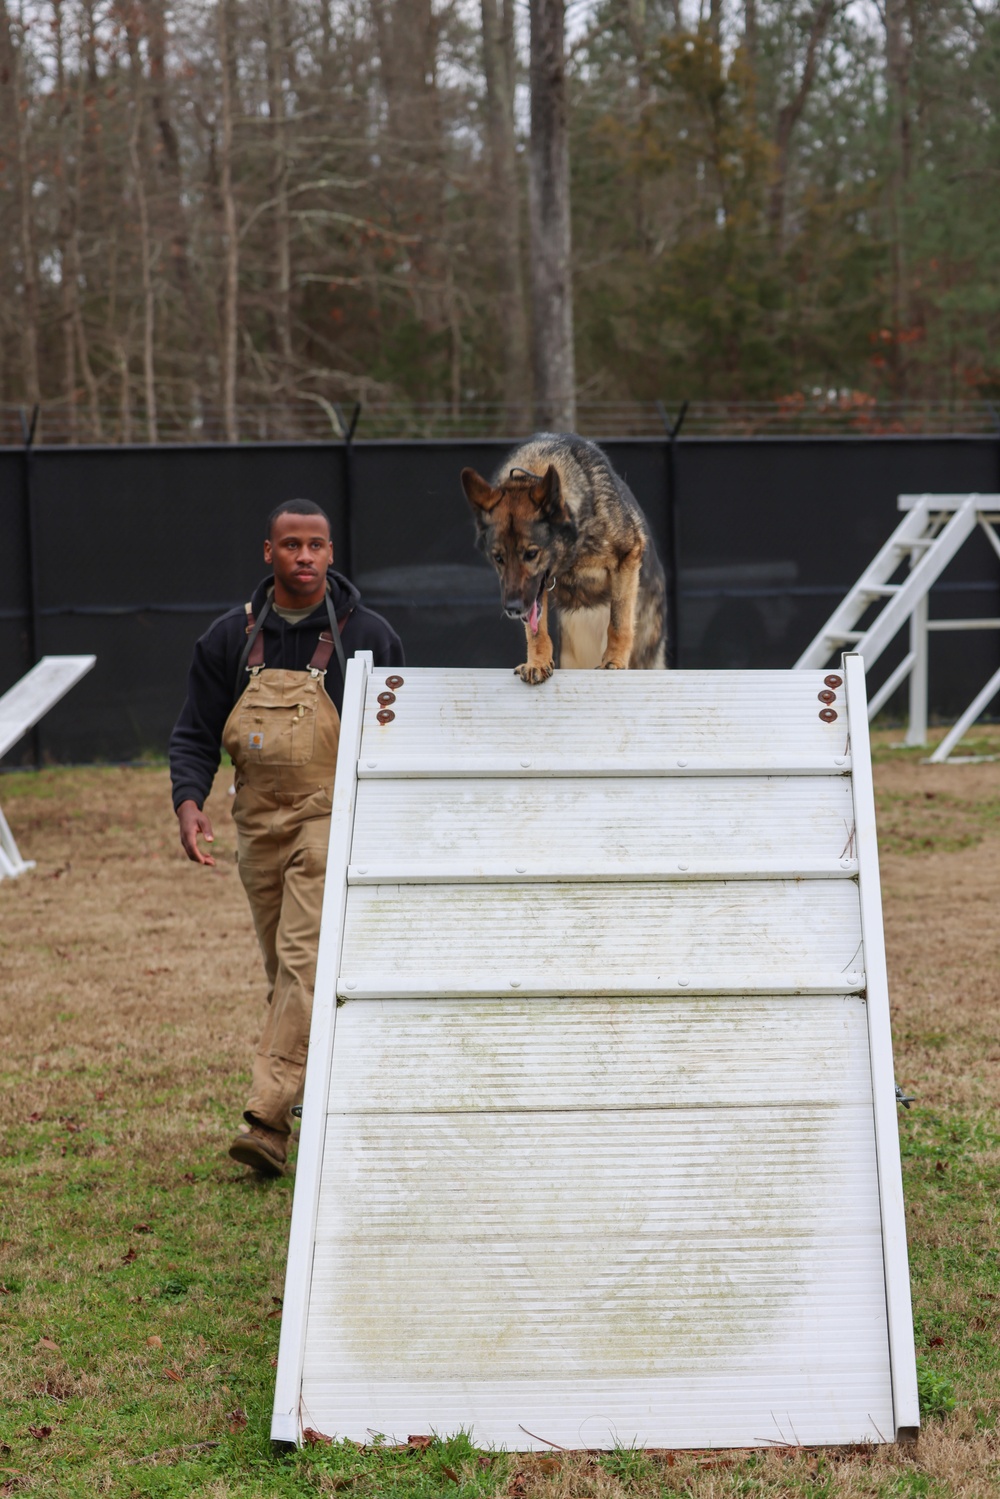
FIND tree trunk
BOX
[218,0,240,442]
[744,0,758,69]
[0,6,42,414]
[52,2,77,442]
[370,0,447,330]
[144,0,203,423]
[481,0,531,425]
[528,0,575,431]
[266,0,294,384]
[885,0,912,396]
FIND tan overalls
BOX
[221,597,345,1136]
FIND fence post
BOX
[334,402,361,580]
[19,404,41,766]
[656,400,688,669]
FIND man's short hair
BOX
[266,498,331,538]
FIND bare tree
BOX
[266,0,294,386]
[528,0,575,430]
[217,0,239,442]
[0,4,42,415]
[121,6,159,441]
[480,0,530,423]
[884,0,913,393]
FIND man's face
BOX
[265,511,333,605]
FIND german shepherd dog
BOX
[461,433,667,684]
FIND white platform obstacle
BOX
[796,493,1000,761]
[0,655,97,879]
[272,655,918,1451]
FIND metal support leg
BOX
[905,593,928,747]
[928,664,1000,763]
[0,805,35,879]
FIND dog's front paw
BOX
[515,659,554,685]
[598,656,628,671]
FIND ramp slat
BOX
[325,997,874,1111]
[351,775,857,871]
[337,880,864,997]
[359,669,850,773]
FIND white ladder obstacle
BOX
[0,655,97,878]
[272,656,917,1450]
[796,494,1000,761]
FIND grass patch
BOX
[2,762,1000,1495]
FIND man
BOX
[169,498,403,1176]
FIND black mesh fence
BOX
[2,433,998,765]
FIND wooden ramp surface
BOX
[273,659,918,1451]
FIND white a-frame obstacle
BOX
[272,656,918,1451]
[796,493,1000,761]
[0,655,96,879]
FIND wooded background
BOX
[1,0,998,443]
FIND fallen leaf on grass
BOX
[928,1336,945,1347]
[94,1091,105,1102]
[507,1472,529,1498]
[408,1435,433,1449]
[164,1369,184,1383]
[121,1247,137,1265]
[441,1466,460,1483]
[26,1113,43,1125]
[303,1428,332,1446]
[27,1426,52,1440]
[266,1308,282,1320]
[181,1172,197,1185]
[35,1338,60,1353]
[146,1335,162,1349]
[133,1224,153,1234]
[538,1456,561,1474]
[226,1408,247,1432]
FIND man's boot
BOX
[229,1121,288,1177]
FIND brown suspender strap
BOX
[237,595,351,698]
[309,616,348,673]
[246,602,267,670]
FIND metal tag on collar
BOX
[309,665,327,679]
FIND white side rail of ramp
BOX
[273,657,918,1451]
[0,655,96,879]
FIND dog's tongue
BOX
[528,597,541,636]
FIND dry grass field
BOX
[1,730,999,1498]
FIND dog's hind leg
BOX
[602,541,644,669]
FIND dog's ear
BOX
[530,465,569,524]
[461,468,501,515]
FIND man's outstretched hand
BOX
[177,799,216,866]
